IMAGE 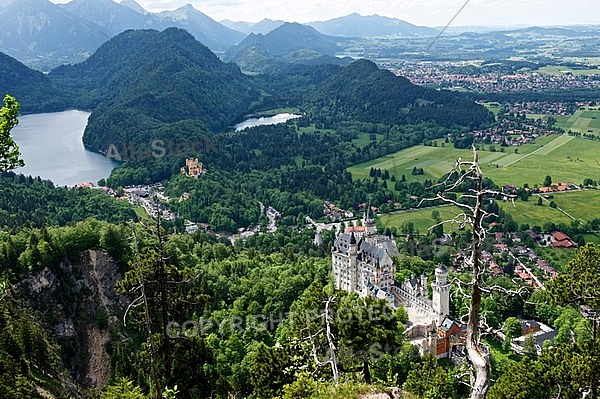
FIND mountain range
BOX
[0,0,439,71]
[221,18,286,35]
[0,0,107,70]
[0,0,244,70]
[308,13,439,37]
[223,22,352,73]
[222,13,439,38]
[0,27,492,156]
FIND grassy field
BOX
[535,247,575,274]
[545,107,600,136]
[352,132,384,148]
[378,190,600,233]
[582,233,600,244]
[542,190,600,221]
[349,135,600,187]
[536,65,600,76]
[378,205,466,233]
[497,198,573,227]
[481,101,503,116]
[134,206,150,221]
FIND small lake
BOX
[10,110,119,187]
[234,113,302,131]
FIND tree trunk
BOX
[131,223,162,398]
[363,359,371,384]
[466,163,490,399]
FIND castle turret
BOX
[348,232,359,291]
[363,204,376,237]
[431,265,450,324]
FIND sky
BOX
[48,0,600,27]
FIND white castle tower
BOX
[363,204,376,237]
[431,265,450,324]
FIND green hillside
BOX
[349,134,600,188]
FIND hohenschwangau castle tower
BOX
[331,209,450,326]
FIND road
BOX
[510,253,545,290]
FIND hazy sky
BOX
[49,0,600,27]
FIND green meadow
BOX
[481,101,503,116]
[378,191,600,233]
[549,107,600,136]
[536,65,600,76]
[497,198,573,227]
[378,205,466,233]
[349,134,600,187]
[542,190,600,221]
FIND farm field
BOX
[540,107,600,136]
[536,65,600,76]
[497,198,573,227]
[378,190,600,235]
[541,189,600,221]
[349,135,600,187]
[377,205,465,234]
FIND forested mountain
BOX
[50,28,261,152]
[44,29,491,177]
[223,22,352,73]
[0,52,70,113]
[308,13,439,37]
[226,22,344,58]
[307,59,495,128]
[0,0,106,70]
[0,0,244,70]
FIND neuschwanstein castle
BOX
[331,210,465,358]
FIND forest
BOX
[0,172,136,228]
[0,27,599,398]
[1,216,599,399]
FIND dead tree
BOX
[420,147,504,399]
[303,296,340,384]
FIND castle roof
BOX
[333,233,399,264]
[439,317,455,332]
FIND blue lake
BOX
[11,110,119,187]
[234,113,302,131]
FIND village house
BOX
[511,319,557,355]
[550,231,577,248]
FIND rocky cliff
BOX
[21,249,126,395]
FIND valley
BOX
[0,1,599,399]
